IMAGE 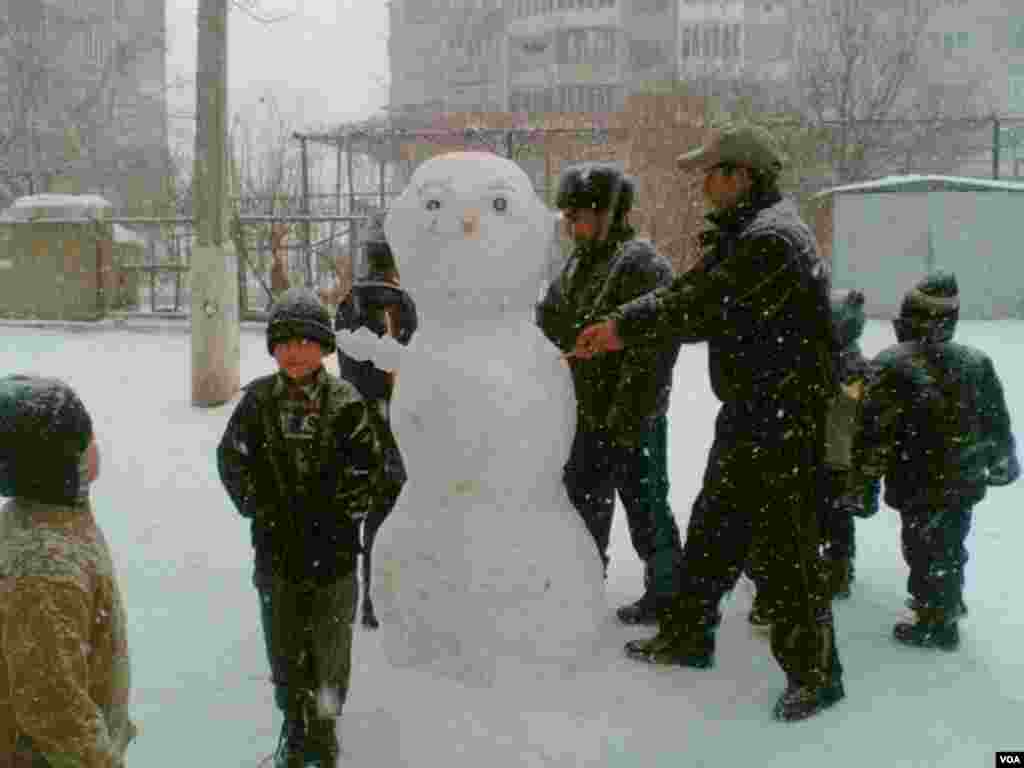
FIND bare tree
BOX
[0,0,166,205]
[230,95,377,308]
[791,0,941,182]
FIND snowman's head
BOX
[385,152,556,322]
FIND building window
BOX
[943,31,970,54]
[630,39,666,70]
[1010,77,1024,113]
[1010,65,1024,113]
[560,27,616,65]
[682,22,742,61]
[1012,20,1024,49]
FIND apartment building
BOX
[389,0,633,118]
[506,0,623,114]
[387,0,801,118]
[388,0,507,117]
[0,0,168,205]
[913,0,1024,116]
[388,0,1024,167]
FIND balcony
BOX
[508,2,619,37]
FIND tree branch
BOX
[229,0,296,24]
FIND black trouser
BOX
[898,502,973,614]
[746,467,855,591]
[255,566,358,717]
[677,403,841,689]
[820,469,856,563]
[563,414,684,603]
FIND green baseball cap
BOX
[677,122,784,174]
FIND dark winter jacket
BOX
[536,228,680,442]
[611,190,835,424]
[854,339,1019,510]
[217,368,392,585]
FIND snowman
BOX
[365,151,607,687]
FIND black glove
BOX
[342,281,418,345]
[988,455,1021,487]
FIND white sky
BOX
[165,0,390,150]
[2,318,1022,766]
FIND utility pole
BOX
[191,0,240,406]
[299,136,313,287]
[346,133,357,270]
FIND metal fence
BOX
[108,212,373,320]
[98,114,1024,319]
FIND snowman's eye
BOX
[425,199,442,212]
[492,196,508,214]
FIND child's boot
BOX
[893,604,960,651]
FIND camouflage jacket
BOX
[536,231,680,443]
[854,340,1019,510]
[612,192,836,421]
[217,368,392,585]
[0,499,135,768]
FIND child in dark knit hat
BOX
[746,288,877,626]
[852,270,1019,650]
[333,232,415,629]
[268,228,416,630]
[819,288,879,599]
[217,287,390,768]
[0,375,136,767]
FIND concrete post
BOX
[191,0,240,406]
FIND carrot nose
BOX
[462,209,481,237]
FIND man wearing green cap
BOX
[569,122,844,722]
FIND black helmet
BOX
[555,162,634,224]
[267,287,336,356]
[0,375,93,504]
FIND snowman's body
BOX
[371,152,606,686]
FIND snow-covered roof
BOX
[113,224,147,246]
[0,193,113,222]
[815,174,1024,198]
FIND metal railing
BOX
[99,213,373,320]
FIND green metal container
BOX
[0,194,118,321]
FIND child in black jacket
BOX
[854,271,1019,651]
[218,288,389,768]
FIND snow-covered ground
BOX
[2,318,1022,767]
